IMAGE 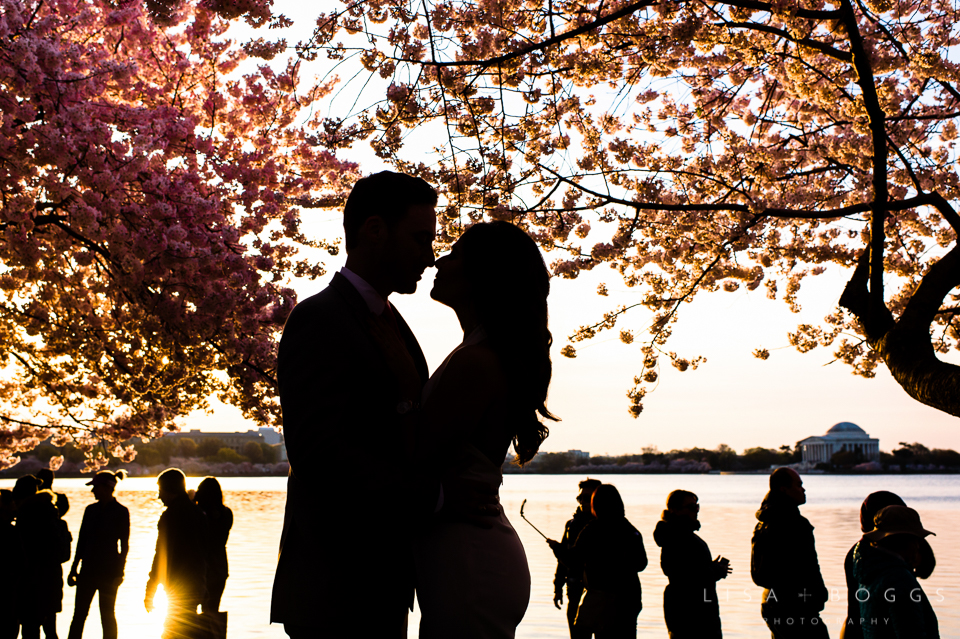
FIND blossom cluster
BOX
[295,0,960,417]
[0,0,356,467]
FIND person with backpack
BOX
[13,474,71,639]
[66,470,130,639]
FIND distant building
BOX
[799,422,880,464]
[567,450,590,462]
[163,428,287,460]
[163,429,263,452]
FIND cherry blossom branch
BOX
[721,21,852,63]
[392,0,658,68]
[718,0,842,20]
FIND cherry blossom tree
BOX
[0,0,355,468]
[291,0,960,418]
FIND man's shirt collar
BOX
[340,266,387,315]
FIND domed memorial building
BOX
[798,422,880,464]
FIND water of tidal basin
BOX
[3,474,958,638]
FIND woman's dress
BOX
[413,329,531,639]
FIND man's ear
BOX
[357,215,388,247]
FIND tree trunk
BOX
[842,245,960,417]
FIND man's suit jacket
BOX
[270,272,431,627]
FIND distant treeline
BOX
[506,442,960,474]
[23,436,280,467]
[3,436,288,477]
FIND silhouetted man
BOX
[553,478,600,639]
[145,469,208,639]
[751,468,829,638]
[270,171,438,638]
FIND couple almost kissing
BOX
[270,171,557,638]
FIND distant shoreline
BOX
[5,467,957,479]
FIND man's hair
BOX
[666,489,697,511]
[769,467,796,491]
[36,468,54,488]
[578,478,601,492]
[342,171,437,250]
[157,468,187,493]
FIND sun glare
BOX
[147,585,168,637]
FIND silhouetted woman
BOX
[653,490,731,638]
[195,476,233,613]
[13,474,66,639]
[67,470,129,639]
[549,484,647,638]
[378,221,557,638]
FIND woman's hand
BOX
[714,555,732,579]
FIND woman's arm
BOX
[119,506,130,577]
[68,506,92,582]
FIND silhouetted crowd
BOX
[1,468,232,639]
[549,469,940,639]
[1,465,941,639]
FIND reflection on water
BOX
[1,474,957,638]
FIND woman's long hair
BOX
[591,484,625,519]
[195,476,226,515]
[458,221,557,465]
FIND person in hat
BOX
[852,505,939,639]
[66,470,129,639]
[839,491,923,639]
[13,474,68,639]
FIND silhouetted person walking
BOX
[195,477,232,613]
[13,474,70,639]
[37,468,69,517]
[852,506,939,639]
[751,468,829,639]
[0,489,21,639]
[549,484,647,638]
[654,489,731,639]
[66,470,129,639]
[554,478,601,639]
[145,469,209,639]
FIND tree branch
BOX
[392,0,658,68]
[722,21,852,62]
